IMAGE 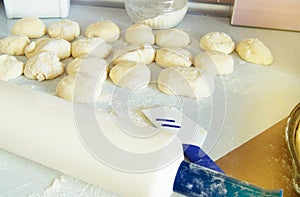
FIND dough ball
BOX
[112,44,155,65]
[156,29,190,48]
[109,61,151,90]
[155,48,192,68]
[236,38,273,66]
[25,38,71,60]
[0,35,30,56]
[71,37,112,59]
[56,74,103,103]
[24,52,64,81]
[125,24,155,45]
[194,51,234,75]
[67,57,108,82]
[200,31,235,54]
[0,55,24,81]
[157,67,215,99]
[85,20,120,43]
[48,19,80,41]
[12,17,46,39]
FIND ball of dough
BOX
[0,55,24,81]
[12,17,46,39]
[125,24,155,45]
[156,29,190,48]
[236,38,273,66]
[71,37,112,59]
[0,35,30,56]
[112,44,155,65]
[109,61,151,90]
[200,31,235,54]
[85,20,120,43]
[157,67,215,99]
[56,74,103,103]
[67,58,108,82]
[25,38,71,59]
[48,19,80,41]
[24,52,65,81]
[155,48,192,68]
[194,51,234,75]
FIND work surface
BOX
[0,2,300,196]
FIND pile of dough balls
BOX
[0,17,122,103]
[116,25,217,98]
[0,16,274,102]
[199,31,273,66]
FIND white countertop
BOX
[0,2,300,196]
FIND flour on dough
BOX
[12,17,46,39]
[67,57,108,82]
[109,61,151,90]
[156,29,190,48]
[236,38,273,66]
[48,19,80,42]
[56,74,103,103]
[157,67,215,99]
[85,20,120,43]
[24,52,65,81]
[71,37,112,59]
[112,44,155,65]
[194,51,234,75]
[0,35,30,56]
[155,48,192,68]
[0,55,24,81]
[125,24,155,45]
[200,31,235,54]
[25,38,71,60]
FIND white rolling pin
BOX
[0,80,183,197]
[0,81,284,197]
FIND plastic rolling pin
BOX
[0,81,283,197]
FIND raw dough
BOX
[194,51,234,75]
[0,55,24,81]
[85,20,120,43]
[156,29,190,48]
[112,44,155,65]
[157,67,215,99]
[109,61,151,90]
[200,31,235,54]
[0,35,30,56]
[48,19,80,41]
[71,38,112,59]
[67,58,108,82]
[56,74,103,103]
[236,38,273,66]
[155,48,192,68]
[12,17,46,39]
[125,24,155,45]
[25,38,71,59]
[24,52,65,81]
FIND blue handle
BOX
[183,144,224,173]
[173,161,283,197]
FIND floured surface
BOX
[0,2,300,197]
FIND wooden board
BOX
[231,0,300,32]
[216,118,299,196]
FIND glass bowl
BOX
[285,103,300,194]
[124,0,188,29]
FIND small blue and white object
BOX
[142,106,222,172]
[143,106,283,196]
